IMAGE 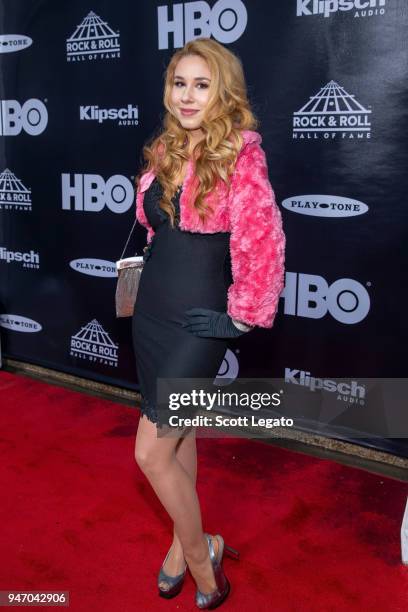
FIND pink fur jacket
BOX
[135,129,286,329]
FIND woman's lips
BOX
[180,108,199,116]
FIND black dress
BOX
[131,177,233,426]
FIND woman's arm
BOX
[231,317,254,332]
[226,141,286,329]
[135,175,156,245]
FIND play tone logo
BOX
[282,194,369,217]
[0,314,42,333]
[79,104,138,126]
[69,258,117,277]
[70,319,119,367]
[66,11,120,62]
[293,80,371,139]
[296,0,386,18]
[0,247,39,269]
[0,35,32,53]
[0,169,32,211]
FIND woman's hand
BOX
[142,238,155,263]
[182,307,253,338]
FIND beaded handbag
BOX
[115,218,148,318]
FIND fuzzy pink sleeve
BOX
[226,143,286,329]
[135,185,155,244]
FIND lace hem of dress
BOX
[139,395,160,425]
[138,395,186,430]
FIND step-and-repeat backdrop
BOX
[1,1,407,456]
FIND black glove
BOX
[182,307,251,339]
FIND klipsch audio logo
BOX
[0,99,48,135]
[69,258,117,277]
[0,35,33,53]
[0,247,39,269]
[296,0,386,18]
[0,314,42,332]
[285,368,366,405]
[281,272,371,324]
[158,0,247,49]
[0,169,32,211]
[70,319,119,366]
[281,194,369,217]
[79,104,139,126]
[61,173,134,213]
[66,11,120,62]
[293,80,371,139]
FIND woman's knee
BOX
[134,442,173,475]
[134,448,151,471]
[134,417,179,474]
[134,415,158,471]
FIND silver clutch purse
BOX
[115,218,147,318]
[115,255,144,318]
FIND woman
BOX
[132,37,285,609]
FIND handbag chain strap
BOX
[119,218,138,260]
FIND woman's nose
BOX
[181,85,194,102]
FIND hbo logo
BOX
[61,174,134,213]
[281,272,370,324]
[214,348,239,385]
[158,0,247,49]
[0,99,48,135]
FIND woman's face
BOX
[170,54,212,134]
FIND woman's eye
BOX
[173,81,208,89]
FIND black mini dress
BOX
[131,177,233,426]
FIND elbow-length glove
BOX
[182,307,253,339]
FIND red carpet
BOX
[0,370,407,611]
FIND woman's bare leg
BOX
[135,415,218,594]
[161,427,197,578]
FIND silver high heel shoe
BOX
[195,533,240,610]
[157,544,187,599]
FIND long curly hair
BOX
[136,37,259,228]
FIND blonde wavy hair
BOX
[136,37,259,228]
